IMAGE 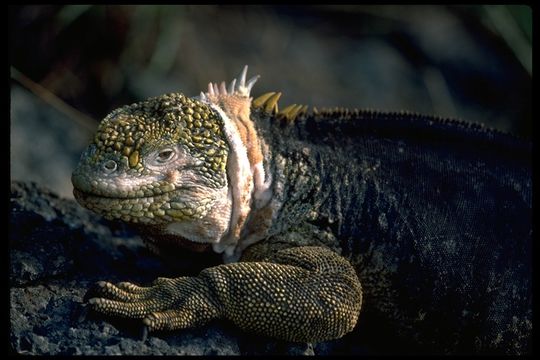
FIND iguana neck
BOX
[196,70,276,261]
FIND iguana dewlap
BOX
[72,66,531,354]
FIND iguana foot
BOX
[84,277,221,332]
[83,246,362,342]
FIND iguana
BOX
[72,66,531,354]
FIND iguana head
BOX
[72,93,229,220]
[72,66,273,257]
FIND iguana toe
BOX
[84,276,222,332]
[86,280,150,302]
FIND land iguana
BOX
[72,66,531,354]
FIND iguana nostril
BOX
[102,160,117,173]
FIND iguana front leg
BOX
[85,245,362,342]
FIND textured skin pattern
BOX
[254,108,531,353]
[86,244,361,343]
[72,93,228,223]
[74,84,531,353]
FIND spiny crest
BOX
[278,103,309,122]
[252,91,309,123]
[252,92,282,113]
[313,107,365,119]
[199,65,310,124]
[200,65,260,104]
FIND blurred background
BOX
[10,5,532,198]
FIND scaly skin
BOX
[73,67,363,343]
[73,66,531,353]
[86,244,361,342]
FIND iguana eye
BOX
[156,148,176,163]
[102,159,117,173]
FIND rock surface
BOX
[10,181,349,355]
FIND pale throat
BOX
[199,66,276,261]
[164,183,233,248]
[164,67,277,261]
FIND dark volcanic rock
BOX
[9,181,266,355]
[8,181,362,355]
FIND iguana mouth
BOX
[72,187,176,201]
[72,187,175,225]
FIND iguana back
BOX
[253,106,531,353]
